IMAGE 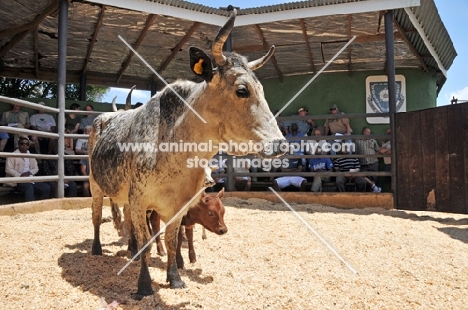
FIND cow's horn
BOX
[125,85,136,110]
[111,96,118,112]
[248,45,275,71]
[212,9,237,67]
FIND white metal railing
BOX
[0,95,99,197]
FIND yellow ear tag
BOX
[194,58,204,74]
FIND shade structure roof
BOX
[0,0,457,93]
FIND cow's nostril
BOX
[218,228,228,235]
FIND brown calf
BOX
[123,188,226,269]
[147,188,226,269]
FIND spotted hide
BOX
[88,9,286,299]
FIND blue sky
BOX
[103,0,467,107]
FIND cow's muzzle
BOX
[216,226,228,235]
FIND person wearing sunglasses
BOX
[4,136,50,201]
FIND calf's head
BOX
[185,188,227,235]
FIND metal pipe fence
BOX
[0,95,95,197]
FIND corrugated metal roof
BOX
[0,0,457,92]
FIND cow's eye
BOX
[236,85,250,98]
[208,211,214,217]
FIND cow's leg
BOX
[149,211,166,256]
[176,225,185,269]
[124,204,139,259]
[131,208,154,299]
[91,187,104,255]
[186,226,196,264]
[165,220,186,288]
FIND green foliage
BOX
[0,78,108,102]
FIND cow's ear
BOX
[217,187,224,199]
[189,47,213,82]
[201,190,208,203]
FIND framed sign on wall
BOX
[366,75,406,124]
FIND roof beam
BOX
[158,22,201,72]
[300,19,316,74]
[0,1,59,39]
[0,30,29,58]
[116,13,157,84]
[233,33,405,54]
[392,15,429,73]
[253,24,283,82]
[347,14,352,72]
[83,5,106,75]
[34,27,39,79]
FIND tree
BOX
[0,77,108,102]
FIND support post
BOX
[385,10,397,208]
[56,0,68,198]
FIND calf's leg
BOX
[186,226,196,264]
[149,211,166,256]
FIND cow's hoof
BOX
[170,279,186,289]
[133,291,153,300]
[91,244,102,255]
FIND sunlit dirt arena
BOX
[1,196,468,309]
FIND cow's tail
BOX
[110,199,124,237]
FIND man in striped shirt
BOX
[333,152,381,192]
[333,153,366,192]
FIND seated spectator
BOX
[63,127,75,155]
[283,107,315,136]
[4,137,50,201]
[75,125,92,196]
[65,103,82,134]
[379,128,392,172]
[0,103,31,150]
[42,129,78,198]
[307,127,328,155]
[272,152,307,192]
[324,104,353,154]
[355,126,381,191]
[233,159,251,191]
[332,151,367,192]
[79,104,97,131]
[285,122,306,148]
[0,130,8,152]
[355,126,380,176]
[30,101,56,154]
[308,147,333,192]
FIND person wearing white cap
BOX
[30,101,56,154]
[283,107,315,136]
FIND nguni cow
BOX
[88,9,286,299]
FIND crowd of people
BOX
[1,100,392,202]
[245,105,391,193]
